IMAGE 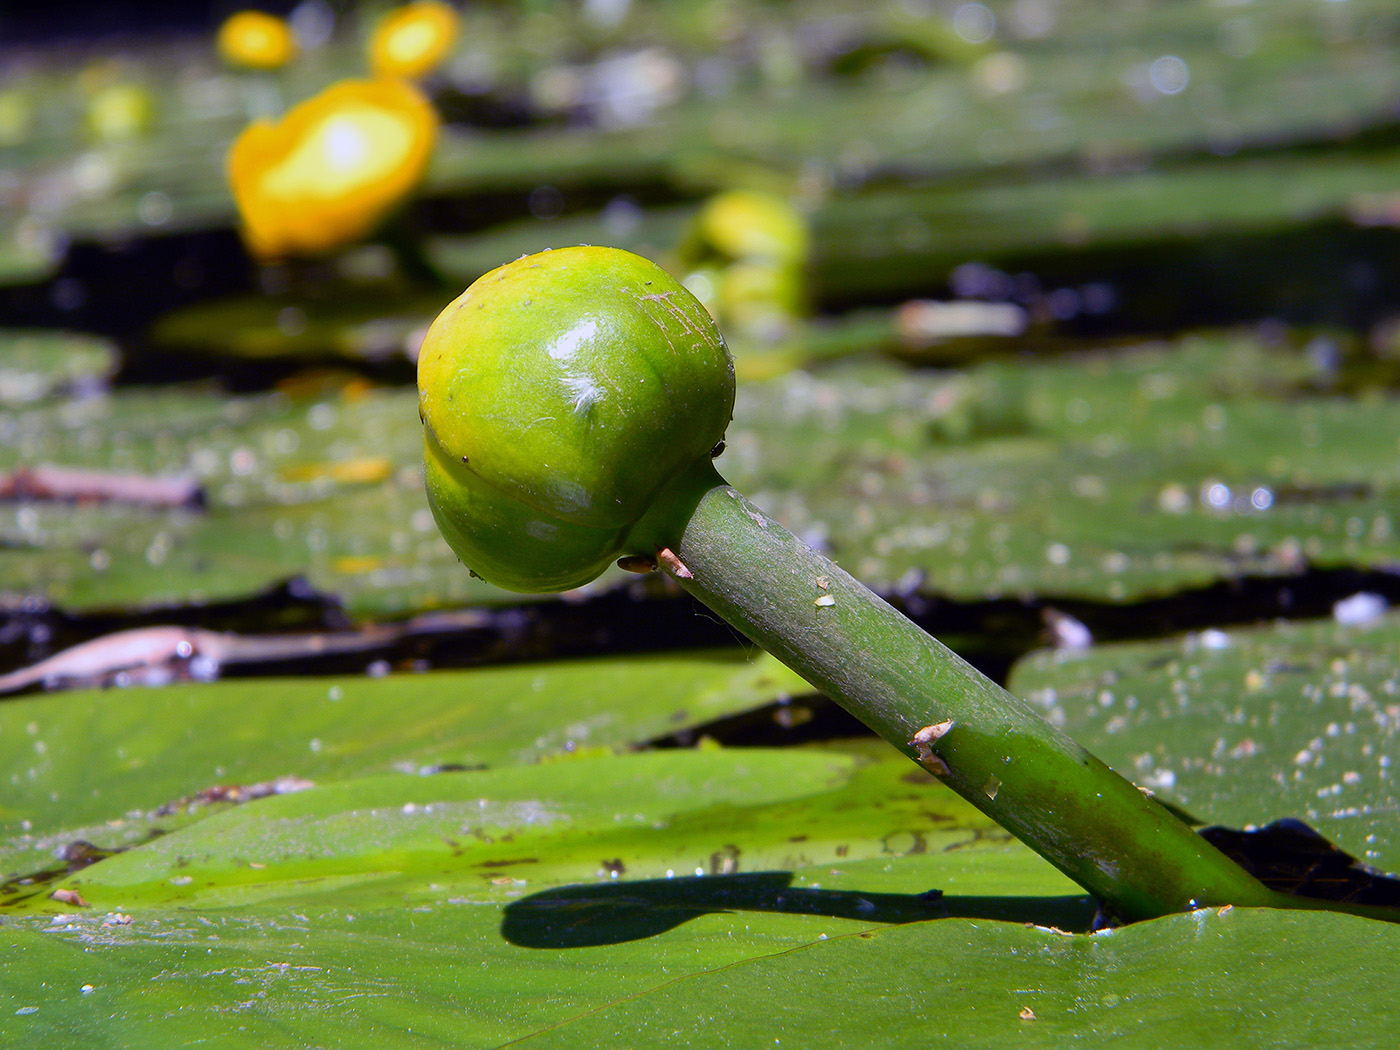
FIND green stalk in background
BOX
[415,245,1371,923]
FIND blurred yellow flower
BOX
[228,78,438,259]
[217,11,298,70]
[369,1,460,80]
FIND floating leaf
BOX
[1008,611,1400,873]
[727,332,1400,600]
[0,649,809,878]
[0,331,116,406]
[4,747,1395,1045]
[500,905,1400,1048]
[6,329,1400,612]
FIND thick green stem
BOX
[630,458,1280,922]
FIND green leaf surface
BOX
[0,850,1081,1049]
[504,906,1400,1049]
[0,332,115,406]
[5,329,1399,611]
[0,651,809,878]
[6,619,1399,1047]
[5,830,1395,1046]
[39,749,992,909]
[0,379,504,613]
[728,332,1400,599]
[1009,612,1400,873]
[2,743,1069,1046]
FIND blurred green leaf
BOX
[5,330,1399,611]
[0,331,116,406]
[728,331,1400,600]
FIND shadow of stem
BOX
[501,871,1098,948]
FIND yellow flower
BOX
[228,78,438,259]
[217,11,298,70]
[369,1,460,80]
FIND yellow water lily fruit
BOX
[418,246,735,592]
[714,258,806,334]
[369,1,460,80]
[217,11,298,70]
[228,78,438,259]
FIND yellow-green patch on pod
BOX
[418,245,735,592]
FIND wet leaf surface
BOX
[1009,612,1400,873]
[723,331,1400,599]
[0,650,809,879]
[5,329,1400,615]
[0,331,116,406]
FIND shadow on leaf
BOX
[501,871,1097,948]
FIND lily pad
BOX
[0,379,500,613]
[726,331,1400,600]
[0,331,115,406]
[5,328,1400,614]
[6,577,1400,1046]
[3,737,1396,1046]
[0,649,810,879]
[504,905,1400,1048]
[1008,611,1400,873]
[35,749,989,910]
[149,284,440,364]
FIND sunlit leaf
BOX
[0,650,809,878]
[1008,611,1400,872]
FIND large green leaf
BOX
[4,743,1395,1046]
[728,332,1400,599]
[504,905,1400,1048]
[32,749,994,909]
[0,378,503,612]
[5,330,1399,612]
[0,650,808,878]
[1008,611,1400,872]
[6,615,1400,1046]
[1,743,1068,1046]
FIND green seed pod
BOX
[418,245,735,592]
